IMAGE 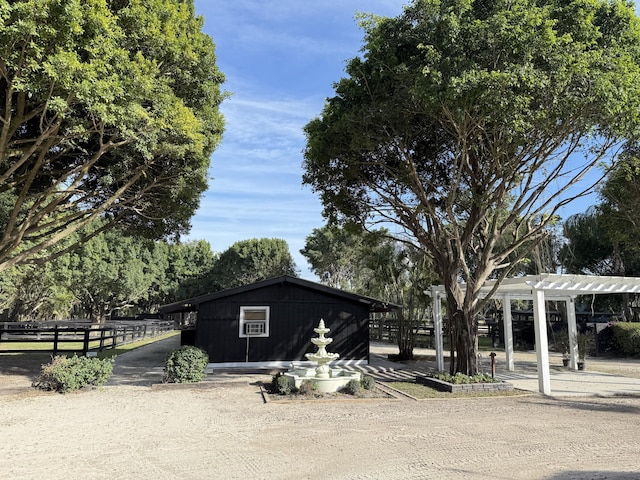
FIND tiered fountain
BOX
[284,319,361,393]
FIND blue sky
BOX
[187,1,640,279]
[187,1,407,279]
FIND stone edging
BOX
[416,375,514,393]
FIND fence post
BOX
[83,329,90,355]
[53,325,59,356]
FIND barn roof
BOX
[158,275,399,315]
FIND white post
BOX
[566,296,579,370]
[503,295,515,371]
[532,288,551,395]
[431,287,445,372]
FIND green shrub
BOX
[611,322,640,357]
[273,373,294,395]
[433,372,499,384]
[33,355,114,393]
[343,379,361,395]
[597,325,618,354]
[298,380,317,395]
[163,346,209,383]
[361,375,375,390]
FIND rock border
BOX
[416,375,514,393]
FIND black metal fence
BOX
[0,320,175,355]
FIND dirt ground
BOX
[1,384,639,479]
[2,347,640,480]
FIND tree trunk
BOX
[449,307,479,375]
[440,260,480,375]
[396,310,415,361]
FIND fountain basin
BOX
[284,367,361,393]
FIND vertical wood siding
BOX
[194,282,369,363]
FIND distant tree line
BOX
[0,234,297,322]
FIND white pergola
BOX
[429,274,640,395]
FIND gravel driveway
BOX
[1,381,640,479]
[2,338,640,479]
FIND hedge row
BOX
[609,322,640,357]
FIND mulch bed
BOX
[261,383,398,403]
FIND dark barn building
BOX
[159,276,394,366]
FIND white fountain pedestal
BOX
[284,319,361,393]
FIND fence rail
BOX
[0,320,175,355]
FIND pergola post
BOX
[431,287,445,372]
[532,288,551,395]
[566,296,579,370]
[503,294,515,371]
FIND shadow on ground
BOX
[547,471,640,479]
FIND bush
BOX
[611,322,640,357]
[597,325,618,354]
[361,375,375,390]
[163,346,209,383]
[343,379,361,395]
[34,355,114,393]
[433,372,498,384]
[298,380,317,395]
[272,372,294,395]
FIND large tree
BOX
[0,0,225,271]
[561,208,620,276]
[301,225,385,291]
[302,225,435,359]
[303,0,640,374]
[143,238,217,306]
[362,239,434,360]
[599,145,640,247]
[65,229,159,322]
[207,238,298,290]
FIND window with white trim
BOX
[239,306,270,338]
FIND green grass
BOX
[478,335,498,351]
[0,331,178,357]
[97,332,179,359]
[1,332,179,380]
[387,381,528,399]
[2,340,113,352]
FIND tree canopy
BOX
[0,232,217,321]
[562,145,640,278]
[301,225,382,291]
[0,0,225,271]
[206,238,298,290]
[301,224,436,359]
[303,0,640,374]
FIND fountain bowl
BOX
[284,365,361,393]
